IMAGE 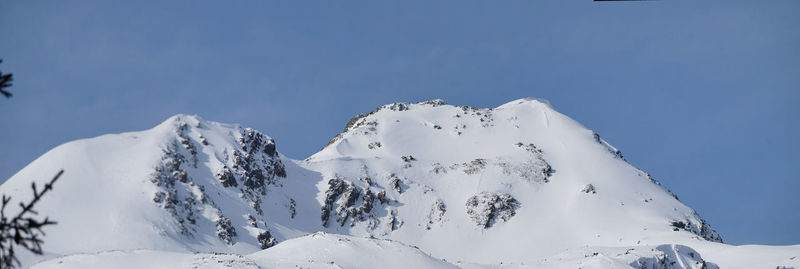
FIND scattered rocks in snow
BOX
[582,184,597,194]
[462,159,487,175]
[426,199,447,230]
[646,173,680,201]
[176,122,198,167]
[465,192,520,228]
[507,143,553,183]
[430,163,447,174]
[150,142,203,236]
[367,141,382,149]
[593,132,626,161]
[417,99,446,107]
[401,155,416,168]
[388,102,409,111]
[191,253,260,268]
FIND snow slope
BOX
[1,115,327,266]
[3,98,798,268]
[302,99,723,263]
[32,233,458,269]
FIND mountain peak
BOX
[6,98,794,269]
[497,97,553,109]
[159,114,205,126]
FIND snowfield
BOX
[2,98,798,268]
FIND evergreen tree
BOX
[0,59,13,98]
[0,170,62,268]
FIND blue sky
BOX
[1,0,798,245]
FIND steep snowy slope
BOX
[3,98,799,268]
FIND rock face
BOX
[465,192,520,228]
[145,116,288,247]
[7,98,781,269]
[320,177,388,228]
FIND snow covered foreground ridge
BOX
[3,98,799,268]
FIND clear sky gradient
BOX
[1,0,798,245]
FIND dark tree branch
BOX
[0,170,63,268]
[0,59,13,98]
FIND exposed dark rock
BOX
[376,190,389,204]
[388,176,405,194]
[669,217,723,243]
[175,122,198,167]
[388,210,402,231]
[216,216,237,245]
[430,163,447,174]
[289,198,296,219]
[257,230,277,249]
[593,132,626,161]
[361,176,373,186]
[216,166,237,188]
[367,142,382,149]
[247,214,258,228]
[466,192,520,228]
[417,99,446,106]
[320,178,386,228]
[229,128,287,214]
[462,159,487,175]
[646,173,680,201]
[149,142,202,236]
[506,143,554,183]
[582,184,596,194]
[388,102,409,111]
[426,199,447,230]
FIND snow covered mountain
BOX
[2,98,798,268]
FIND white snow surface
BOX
[2,98,798,269]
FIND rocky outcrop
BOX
[670,217,723,243]
[465,192,520,228]
[321,178,388,228]
[150,142,202,236]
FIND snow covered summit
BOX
[303,98,722,262]
[2,99,798,268]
